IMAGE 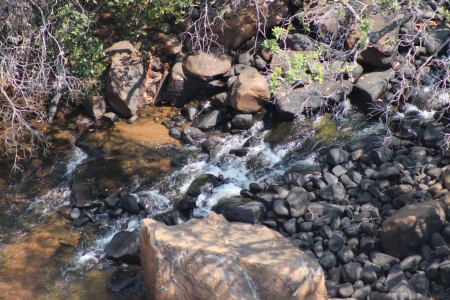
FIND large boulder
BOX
[381,201,446,258]
[105,41,146,118]
[105,230,141,264]
[349,69,395,114]
[230,68,270,113]
[163,62,205,107]
[140,212,327,300]
[184,49,232,81]
[275,81,352,118]
[211,0,289,50]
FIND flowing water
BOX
[0,103,437,299]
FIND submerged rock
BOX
[140,212,327,300]
[187,174,220,197]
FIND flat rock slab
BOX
[140,212,327,300]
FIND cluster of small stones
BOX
[212,123,450,300]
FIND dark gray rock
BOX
[283,218,299,236]
[352,285,371,300]
[385,184,414,198]
[340,174,358,188]
[181,126,207,144]
[423,26,450,55]
[108,267,139,292]
[318,183,346,201]
[324,172,339,185]
[430,232,446,249]
[349,70,391,114]
[222,201,266,224]
[383,265,417,300]
[104,230,140,264]
[109,207,125,218]
[371,147,394,165]
[231,114,254,129]
[377,167,401,180]
[286,33,315,51]
[120,194,141,215]
[169,128,181,139]
[399,255,422,273]
[337,246,355,264]
[410,273,429,296]
[439,259,450,285]
[286,187,310,218]
[342,262,363,283]
[192,110,223,130]
[309,202,346,217]
[344,136,382,154]
[328,233,345,253]
[370,251,400,266]
[187,174,219,197]
[338,282,354,298]
[425,258,441,279]
[319,250,337,269]
[327,148,350,166]
[332,164,348,177]
[273,199,290,217]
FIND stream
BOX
[0,103,434,299]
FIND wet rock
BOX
[187,174,219,197]
[95,202,107,214]
[231,114,254,129]
[181,103,198,121]
[169,128,181,139]
[70,208,82,220]
[381,201,446,258]
[140,212,327,300]
[105,196,120,208]
[105,41,145,118]
[108,266,139,292]
[105,230,140,264]
[181,126,206,144]
[109,207,125,218]
[230,68,270,113]
[73,216,90,227]
[229,148,249,157]
[222,201,266,225]
[120,194,141,215]
[192,110,223,130]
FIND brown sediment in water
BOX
[0,214,80,299]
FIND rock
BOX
[105,230,140,264]
[370,251,400,266]
[70,208,82,220]
[211,91,231,107]
[273,199,289,217]
[377,167,401,180]
[83,95,106,118]
[70,175,94,208]
[211,1,289,50]
[385,184,413,198]
[371,146,394,164]
[337,246,354,264]
[380,201,446,258]
[161,36,182,57]
[238,51,254,66]
[222,201,266,224]
[73,216,90,227]
[422,26,450,55]
[319,251,337,269]
[103,112,119,123]
[399,255,422,273]
[187,174,219,197]
[338,282,354,298]
[286,187,310,218]
[309,202,346,217]
[230,68,270,113]
[108,266,139,292]
[184,49,232,81]
[344,136,382,154]
[349,69,394,115]
[327,148,350,166]
[192,110,223,130]
[140,212,327,300]
[105,41,145,118]
[180,126,206,144]
[286,33,315,51]
[109,207,125,218]
[163,62,205,107]
[342,262,363,283]
[383,265,417,300]
[318,183,346,201]
[169,128,181,139]
[346,14,404,67]
[120,194,141,215]
[439,259,450,285]
[275,81,352,118]
[231,114,255,129]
